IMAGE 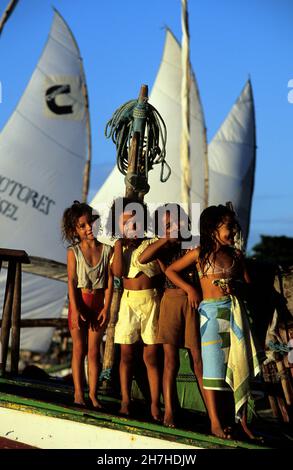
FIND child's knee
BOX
[87,347,100,363]
[72,344,86,360]
[121,350,135,366]
[164,354,179,371]
[143,349,158,368]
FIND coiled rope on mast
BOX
[105,98,171,185]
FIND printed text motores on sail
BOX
[0,173,55,221]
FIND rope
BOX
[105,99,171,183]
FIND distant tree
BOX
[251,235,293,267]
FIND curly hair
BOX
[199,204,240,274]
[61,200,100,244]
[105,196,149,238]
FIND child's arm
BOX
[229,249,252,298]
[98,255,114,328]
[111,239,124,278]
[165,248,201,308]
[67,249,85,329]
[138,238,169,264]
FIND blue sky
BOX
[0,0,293,250]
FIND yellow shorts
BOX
[114,288,160,345]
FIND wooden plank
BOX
[1,261,16,376]
[11,263,22,374]
[2,256,67,281]
[0,318,68,328]
[0,248,30,264]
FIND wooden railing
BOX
[0,248,30,376]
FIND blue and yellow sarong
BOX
[199,295,261,418]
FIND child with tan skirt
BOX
[139,203,206,427]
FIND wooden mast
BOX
[180,0,191,216]
[81,76,92,203]
[0,0,19,36]
[102,85,149,386]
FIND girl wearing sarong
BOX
[165,205,261,439]
[138,203,206,428]
[62,201,113,409]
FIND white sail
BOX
[208,80,256,242]
[147,30,206,209]
[91,29,207,221]
[0,11,88,352]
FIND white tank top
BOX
[69,243,112,289]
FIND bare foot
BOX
[74,394,86,406]
[73,401,86,408]
[163,411,175,428]
[151,403,162,423]
[89,395,103,409]
[211,424,232,439]
[240,419,263,441]
[119,402,131,416]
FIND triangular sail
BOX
[91,30,207,221]
[208,80,256,243]
[0,11,88,352]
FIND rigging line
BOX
[15,109,85,161]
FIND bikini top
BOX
[69,243,112,289]
[198,253,240,279]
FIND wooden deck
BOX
[0,376,291,450]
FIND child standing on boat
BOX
[109,197,162,421]
[62,201,113,408]
[138,203,206,428]
[166,205,261,439]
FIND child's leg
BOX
[119,344,136,415]
[143,344,162,421]
[162,344,179,426]
[239,403,261,440]
[87,328,104,408]
[204,389,231,439]
[189,345,206,403]
[70,327,87,405]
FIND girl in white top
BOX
[62,201,113,409]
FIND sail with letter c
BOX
[0,10,88,352]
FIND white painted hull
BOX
[0,407,199,449]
